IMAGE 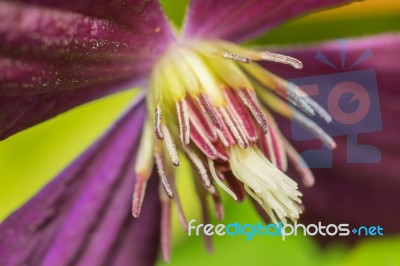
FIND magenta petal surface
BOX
[183,0,352,42]
[0,98,161,266]
[266,34,400,235]
[0,0,174,139]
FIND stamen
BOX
[293,90,332,123]
[183,147,212,188]
[293,112,336,149]
[285,83,316,116]
[250,197,274,224]
[208,158,238,201]
[162,125,180,166]
[198,195,213,253]
[255,85,294,119]
[190,121,219,160]
[161,199,171,263]
[230,146,302,222]
[214,141,230,161]
[224,171,246,202]
[258,128,277,166]
[238,89,269,134]
[191,169,214,253]
[208,184,217,194]
[170,49,201,96]
[173,192,188,231]
[196,94,223,130]
[178,47,225,105]
[226,105,251,147]
[155,149,174,199]
[133,119,154,217]
[265,114,288,172]
[256,87,335,149]
[245,185,279,224]
[147,39,335,230]
[260,51,303,69]
[154,103,164,139]
[224,88,258,143]
[212,190,224,220]
[213,40,303,69]
[242,64,316,116]
[284,139,315,187]
[203,52,253,91]
[214,110,236,147]
[222,51,251,63]
[219,107,248,148]
[187,97,218,142]
[176,99,190,145]
[132,177,147,218]
[216,129,230,147]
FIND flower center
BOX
[134,39,335,225]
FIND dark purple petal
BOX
[183,0,352,42]
[0,55,147,96]
[0,0,173,95]
[0,98,161,266]
[266,34,400,237]
[0,0,174,138]
[0,80,143,140]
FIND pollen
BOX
[134,39,334,238]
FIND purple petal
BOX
[0,79,142,140]
[0,0,174,138]
[266,34,400,236]
[0,98,161,266]
[183,0,352,42]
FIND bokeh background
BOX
[1,0,400,265]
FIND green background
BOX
[1,0,400,265]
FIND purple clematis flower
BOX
[0,0,399,265]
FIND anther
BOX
[260,51,303,69]
[214,110,236,147]
[293,112,336,149]
[155,104,164,139]
[132,176,147,218]
[214,141,230,161]
[224,88,258,143]
[219,107,248,148]
[183,147,212,188]
[173,192,188,231]
[187,97,218,142]
[238,89,269,134]
[265,115,288,172]
[155,150,174,199]
[190,121,219,160]
[162,125,180,166]
[176,99,190,145]
[285,84,316,116]
[297,94,332,123]
[196,94,223,130]
[223,51,251,63]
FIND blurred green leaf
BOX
[0,90,136,219]
[250,15,400,45]
[157,199,348,266]
[343,237,400,266]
